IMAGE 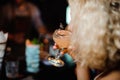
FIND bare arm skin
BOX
[76,62,90,80]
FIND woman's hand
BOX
[53,43,74,58]
[53,43,68,55]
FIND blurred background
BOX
[0,0,68,32]
[0,0,77,80]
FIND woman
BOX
[54,0,120,80]
[68,0,120,80]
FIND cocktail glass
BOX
[48,29,71,67]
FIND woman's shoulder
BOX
[94,70,120,80]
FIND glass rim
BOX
[53,29,72,38]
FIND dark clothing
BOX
[0,2,43,78]
[7,15,38,57]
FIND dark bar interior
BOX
[0,0,77,80]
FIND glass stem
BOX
[55,52,62,59]
[55,48,64,59]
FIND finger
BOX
[60,48,68,54]
[60,51,64,55]
[54,43,59,47]
[54,43,59,48]
[53,45,57,49]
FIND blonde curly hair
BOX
[68,0,120,70]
